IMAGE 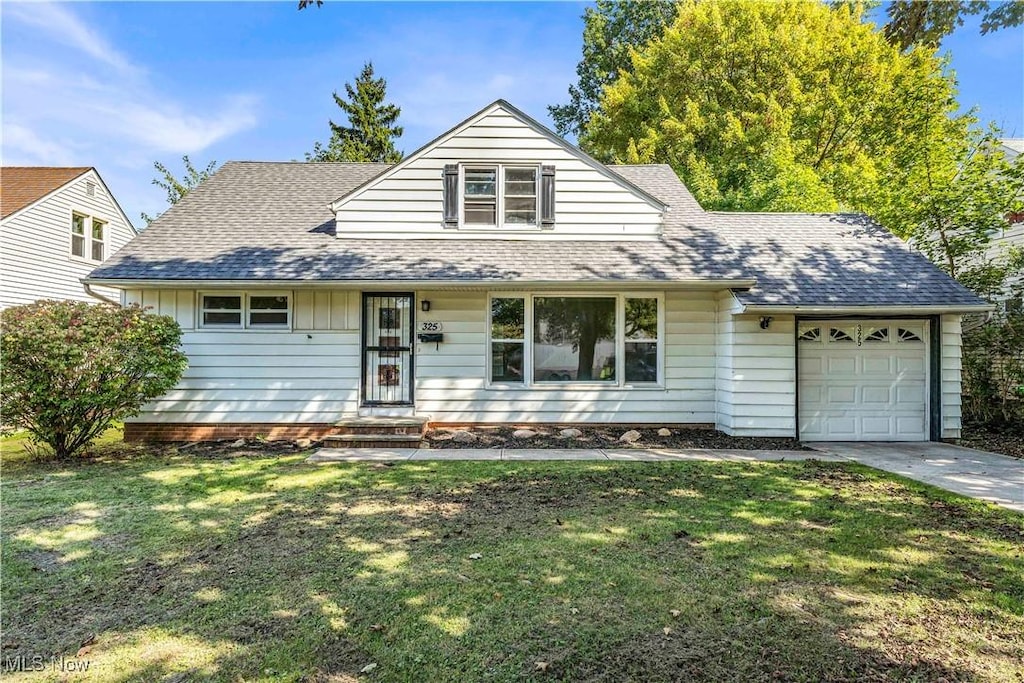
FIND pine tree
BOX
[307,62,403,163]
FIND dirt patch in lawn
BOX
[425,425,809,450]
[959,424,1024,459]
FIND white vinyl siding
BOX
[415,289,715,424]
[940,314,963,439]
[0,171,135,309]
[334,107,664,240]
[715,295,796,437]
[123,289,360,424]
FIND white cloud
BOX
[3,2,138,76]
[2,122,77,165]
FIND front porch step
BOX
[332,416,429,437]
[322,433,424,448]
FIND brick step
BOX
[333,416,429,436]
[322,433,423,448]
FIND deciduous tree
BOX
[884,0,1024,50]
[141,155,218,224]
[1,301,187,459]
[582,0,961,214]
[548,0,677,138]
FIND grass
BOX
[1,438,1022,682]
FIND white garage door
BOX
[799,321,928,441]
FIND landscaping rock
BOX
[294,438,312,449]
[513,429,538,439]
[560,428,583,438]
[619,430,642,443]
[230,438,246,448]
[452,430,477,443]
[657,428,672,437]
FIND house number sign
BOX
[419,321,443,332]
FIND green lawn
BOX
[2,441,1022,682]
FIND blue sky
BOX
[2,2,1021,227]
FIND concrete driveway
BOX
[807,442,1024,513]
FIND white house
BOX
[0,167,137,309]
[86,101,989,443]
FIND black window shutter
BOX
[540,165,556,228]
[443,164,459,227]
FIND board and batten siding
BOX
[414,290,717,424]
[940,314,963,439]
[716,294,797,437]
[122,289,361,424]
[334,108,664,240]
[0,171,135,309]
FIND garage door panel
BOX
[827,357,857,374]
[861,385,892,405]
[799,320,927,442]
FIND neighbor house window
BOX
[71,213,86,258]
[534,297,617,383]
[91,218,106,261]
[248,294,290,328]
[490,297,525,383]
[463,165,538,227]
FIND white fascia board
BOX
[738,303,994,315]
[85,277,757,291]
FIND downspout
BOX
[83,282,120,306]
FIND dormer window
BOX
[462,165,538,228]
[441,161,555,231]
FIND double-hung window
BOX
[488,294,662,386]
[462,165,538,228]
[71,213,107,261]
[200,293,291,330]
[91,218,106,261]
[71,213,87,258]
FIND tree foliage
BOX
[962,312,1024,428]
[307,62,403,163]
[582,0,961,214]
[549,0,678,139]
[141,155,218,224]
[884,0,1024,50]
[872,125,1024,298]
[1,301,188,459]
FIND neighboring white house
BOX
[989,139,1024,311]
[87,101,990,443]
[0,166,137,309]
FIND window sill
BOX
[486,382,666,391]
[69,255,103,266]
[460,224,542,232]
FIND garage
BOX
[798,320,928,441]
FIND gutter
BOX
[82,282,120,306]
[83,277,759,291]
[738,303,994,315]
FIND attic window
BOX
[461,165,538,228]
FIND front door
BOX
[361,293,414,406]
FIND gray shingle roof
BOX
[90,161,985,309]
[711,212,984,308]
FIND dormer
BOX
[329,100,667,241]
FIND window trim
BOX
[459,163,540,230]
[90,217,106,262]
[197,291,293,331]
[486,291,664,389]
[69,210,108,263]
[247,292,292,329]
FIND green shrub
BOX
[1,300,187,459]
[962,312,1024,430]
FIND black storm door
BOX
[361,293,414,405]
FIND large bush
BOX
[1,300,187,458]
[962,312,1024,430]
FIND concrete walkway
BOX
[808,442,1024,513]
[308,442,1023,512]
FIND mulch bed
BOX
[423,426,810,450]
[959,424,1024,459]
